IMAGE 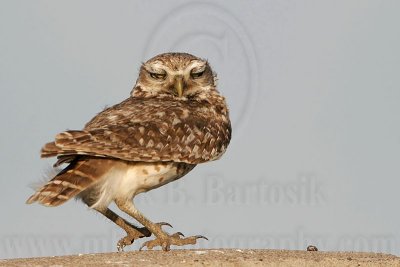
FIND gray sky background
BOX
[1,0,399,259]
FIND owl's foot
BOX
[113,200,207,251]
[117,226,149,252]
[139,232,208,251]
[117,222,172,252]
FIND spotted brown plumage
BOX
[41,96,230,164]
[27,52,231,252]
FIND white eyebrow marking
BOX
[143,61,167,74]
[187,60,206,71]
[144,60,207,76]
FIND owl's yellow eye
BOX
[150,72,166,80]
[191,70,204,79]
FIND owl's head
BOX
[132,53,217,100]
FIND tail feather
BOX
[41,142,60,158]
[40,131,94,158]
[26,157,112,207]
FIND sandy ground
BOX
[1,249,399,267]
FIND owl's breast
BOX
[85,161,195,209]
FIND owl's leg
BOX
[115,199,207,251]
[93,207,151,251]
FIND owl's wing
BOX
[41,120,230,164]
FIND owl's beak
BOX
[174,76,184,97]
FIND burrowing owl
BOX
[26,52,231,251]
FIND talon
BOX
[195,235,208,240]
[157,222,173,228]
[162,243,171,252]
[117,242,125,252]
[173,232,185,237]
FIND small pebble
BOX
[307,245,318,251]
